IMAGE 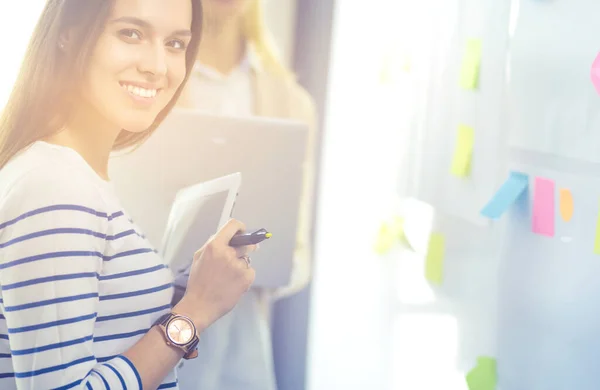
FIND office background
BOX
[3,1,600,389]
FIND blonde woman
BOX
[175,0,317,389]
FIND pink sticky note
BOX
[532,177,555,237]
[591,53,600,95]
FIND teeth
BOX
[122,83,157,98]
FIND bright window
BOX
[0,2,45,109]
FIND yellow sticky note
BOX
[460,38,482,90]
[390,216,405,240]
[451,125,475,177]
[466,356,497,390]
[425,233,445,285]
[374,223,394,255]
[374,217,405,254]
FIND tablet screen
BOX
[162,190,229,275]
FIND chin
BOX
[120,117,159,134]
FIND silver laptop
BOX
[108,109,308,288]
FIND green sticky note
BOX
[466,356,497,390]
[460,38,482,90]
[594,199,600,255]
[451,125,475,177]
[424,233,445,285]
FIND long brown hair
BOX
[0,0,203,169]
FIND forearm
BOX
[122,299,206,390]
[121,326,186,390]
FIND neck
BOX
[44,106,120,181]
[197,16,246,74]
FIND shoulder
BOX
[257,71,317,123]
[286,78,317,118]
[0,143,111,223]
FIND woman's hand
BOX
[174,219,256,331]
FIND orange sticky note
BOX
[559,189,574,222]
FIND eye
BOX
[167,39,187,51]
[118,28,143,41]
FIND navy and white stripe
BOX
[0,142,178,389]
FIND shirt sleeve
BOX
[0,169,142,389]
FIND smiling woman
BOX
[0,0,200,171]
[0,1,257,389]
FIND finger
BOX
[234,244,257,258]
[246,268,256,287]
[231,253,251,272]
[214,219,246,244]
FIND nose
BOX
[138,42,168,78]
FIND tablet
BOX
[161,172,241,275]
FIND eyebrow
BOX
[110,16,192,37]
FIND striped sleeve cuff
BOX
[96,355,142,390]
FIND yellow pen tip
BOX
[265,232,272,239]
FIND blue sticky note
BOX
[481,171,529,219]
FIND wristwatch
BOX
[154,312,199,359]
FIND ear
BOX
[58,28,76,51]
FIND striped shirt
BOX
[0,141,178,389]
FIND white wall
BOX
[307,1,502,389]
[310,0,600,389]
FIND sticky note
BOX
[466,356,497,390]
[481,172,529,219]
[390,216,406,242]
[374,217,405,254]
[460,38,482,90]
[374,222,395,255]
[451,125,475,177]
[591,52,600,95]
[559,188,574,222]
[425,233,445,285]
[532,177,555,237]
[594,199,600,255]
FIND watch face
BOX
[166,317,194,345]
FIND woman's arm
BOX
[120,298,207,390]
[0,179,145,388]
[0,169,253,389]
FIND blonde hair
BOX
[241,0,294,80]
